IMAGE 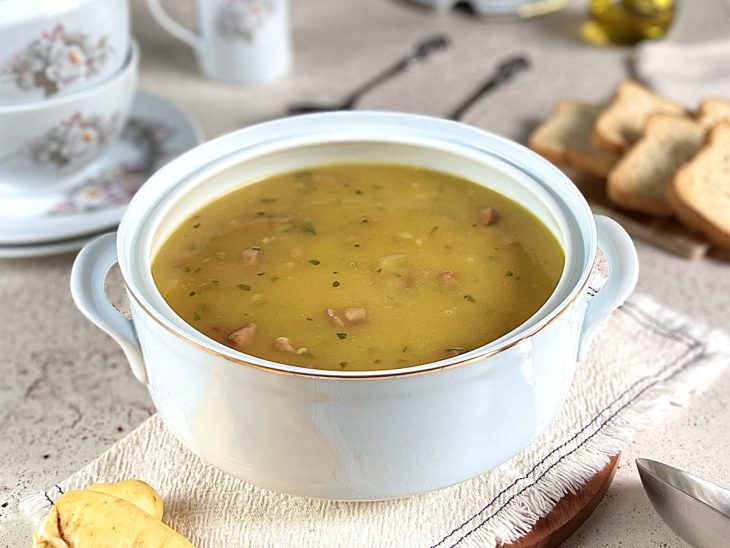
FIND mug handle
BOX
[146,0,203,51]
[70,233,148,384]
[578,215,639,360]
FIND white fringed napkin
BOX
[636,39,730,107]
[16,294,730,547]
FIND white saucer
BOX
[0,232,101,259]
[0,90,203,246]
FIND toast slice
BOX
[668,122,730,249]
[607,113,705,217]
[593,81,686,154]
[529,100,619,178]
[696,97,730,129]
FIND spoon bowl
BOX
[636,458,730,547]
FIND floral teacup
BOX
[0,42,138,194]
[146,0,291,85]
[0,0,129,105]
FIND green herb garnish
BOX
[332,281,341,287]
[237,284,251,291]
[192,223,200,228]
[464,294,476,304]
[430,226,439,235]
[261,197,277,203]
[188,291,196,297]
[192,312,201,321]
[308,259,321,265]
[303,222,317,235]
[506,270,514,277]
[270,276,280,282]
[339,362,348,368]
[336,332,347,340]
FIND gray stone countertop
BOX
[2,0,730,545]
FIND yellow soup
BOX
[152,164,565,371]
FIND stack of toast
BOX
[529,81,730,258]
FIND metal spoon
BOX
[447,55,530,121]
[636,458,730,547]
[287,35,450,115]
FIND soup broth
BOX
[152,164,564,371]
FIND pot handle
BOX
[145,0,203,51]
[578,215,639,360]
[70,233,148,384]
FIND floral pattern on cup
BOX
[27,112,119,168]
[49,119,174,216]
[1,24,112,97]
[216,0,277,41]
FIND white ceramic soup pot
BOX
[0,41,138,194]
[0,0,129,105]
[71,112,639,501]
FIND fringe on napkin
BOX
[444,296,728,547]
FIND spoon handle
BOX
[447,55,530,121]
[340,35,451,107]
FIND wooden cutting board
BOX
[502,454,621,548]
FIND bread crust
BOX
[668,122,730,249]
[593,81,686,155]
[529,100,618,178]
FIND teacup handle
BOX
[70,233,148,384]
[146,0,203,51]
[578,215,639,360]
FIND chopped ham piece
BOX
[326,308,345,327]
[445,346,467,358]
[228,323,257,348]
[274,336,308,354]
[242,246,261,265]
[438,270,456,283]
[478,208,499,226]
[344,307,368,324]
[274,337,297,353]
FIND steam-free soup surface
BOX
[152,164,564,371]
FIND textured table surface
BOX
[2,1,730,545]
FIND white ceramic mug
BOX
[0,0,130,105]
[146,0,291,85]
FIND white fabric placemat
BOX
[16,293,730,547]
